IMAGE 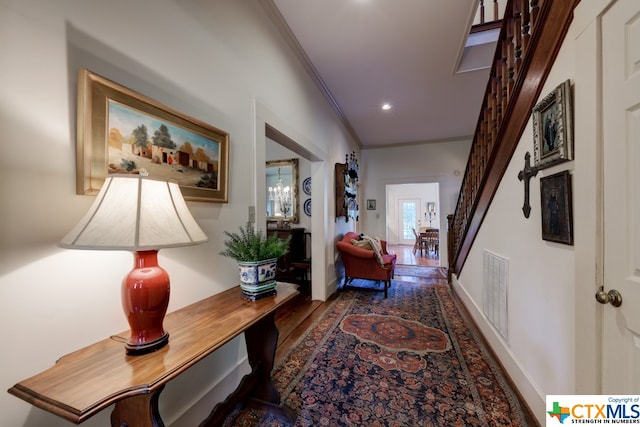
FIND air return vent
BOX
[483,250,508,342]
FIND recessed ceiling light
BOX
[381,103,392,111]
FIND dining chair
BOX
[424,229,439,255]
[412,228,426,256]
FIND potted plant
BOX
[220,222,289,300]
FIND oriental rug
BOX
[394,265,448,280]
[224,277,534,426]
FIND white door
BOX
[398,198,420,245]
[601,0,640,392]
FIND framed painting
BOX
[366,199,376,210]
[76,68,229,202]
[540,170,573,245]
[532,79,574,170]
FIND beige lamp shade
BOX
[59,175,208,251]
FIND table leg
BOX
[110,385,165,427]
[199,312,295,426]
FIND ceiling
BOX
[267,0,499,148]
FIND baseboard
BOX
[165,354,250,426]
[451,275,545,426]
[326,277,339,297]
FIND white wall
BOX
[452,1,603,424]
[360,139,471,266]
[0,1,357,425]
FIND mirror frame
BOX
[266,158,299,224]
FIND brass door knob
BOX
[595,289,622,307]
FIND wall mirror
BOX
[266,158,299,224]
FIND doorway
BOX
[600,0,640,393]
[386,182,441,266]
[398,198,420,245]
[386,182,440,244]
[254,101,328,301]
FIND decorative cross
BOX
[517,151,538,218]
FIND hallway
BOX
[387,244,441,267]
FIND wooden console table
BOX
[8,283,299,426]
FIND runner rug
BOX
[394,265,448,280]
[224,279,534,426]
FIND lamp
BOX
[59,174,208,355]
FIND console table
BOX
[8,283,299,426]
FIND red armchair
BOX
[336,232,397,298]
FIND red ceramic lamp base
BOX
[122,250,170,355]
[125,332,169,355]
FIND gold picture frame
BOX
[266,158,299,224]
[532,79,574,170]
[76,68,229,202]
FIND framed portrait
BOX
[76,68,229,202]
[532,79,574,169]
[540,170,573,245]
[366,199,376,210]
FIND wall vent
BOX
[483,250,508,342]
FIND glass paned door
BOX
[399,199,419,245]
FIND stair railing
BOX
[472,0,504,32]
[449,0,580,277]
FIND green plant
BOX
[220,222,289,262]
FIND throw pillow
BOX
[351,239,373,250]
[361,234,385,266]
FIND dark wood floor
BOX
[275,292,324,361]
[388,243,441,267]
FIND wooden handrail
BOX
[449,0,580,277]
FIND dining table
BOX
[419,227,439,255]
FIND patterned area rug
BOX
[224,277,534,426]
[394,265,448,279]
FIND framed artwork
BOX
[76,68,229,202]
[366,199,376,210]
[540,170,573,245]
[532,79,574,169]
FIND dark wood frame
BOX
[532,79,574,169]
[366,199,376,210]
[540,170,573,245]
[77,68,229,202]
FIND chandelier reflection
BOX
[268,167,291,217]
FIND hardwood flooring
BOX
[387,243,441,267]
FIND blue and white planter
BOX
[238,258,278,287]
[238,258,278,300]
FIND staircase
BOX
[448,0,581,277]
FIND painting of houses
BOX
[107,100,219,189]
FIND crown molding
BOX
[259,0,362,147]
